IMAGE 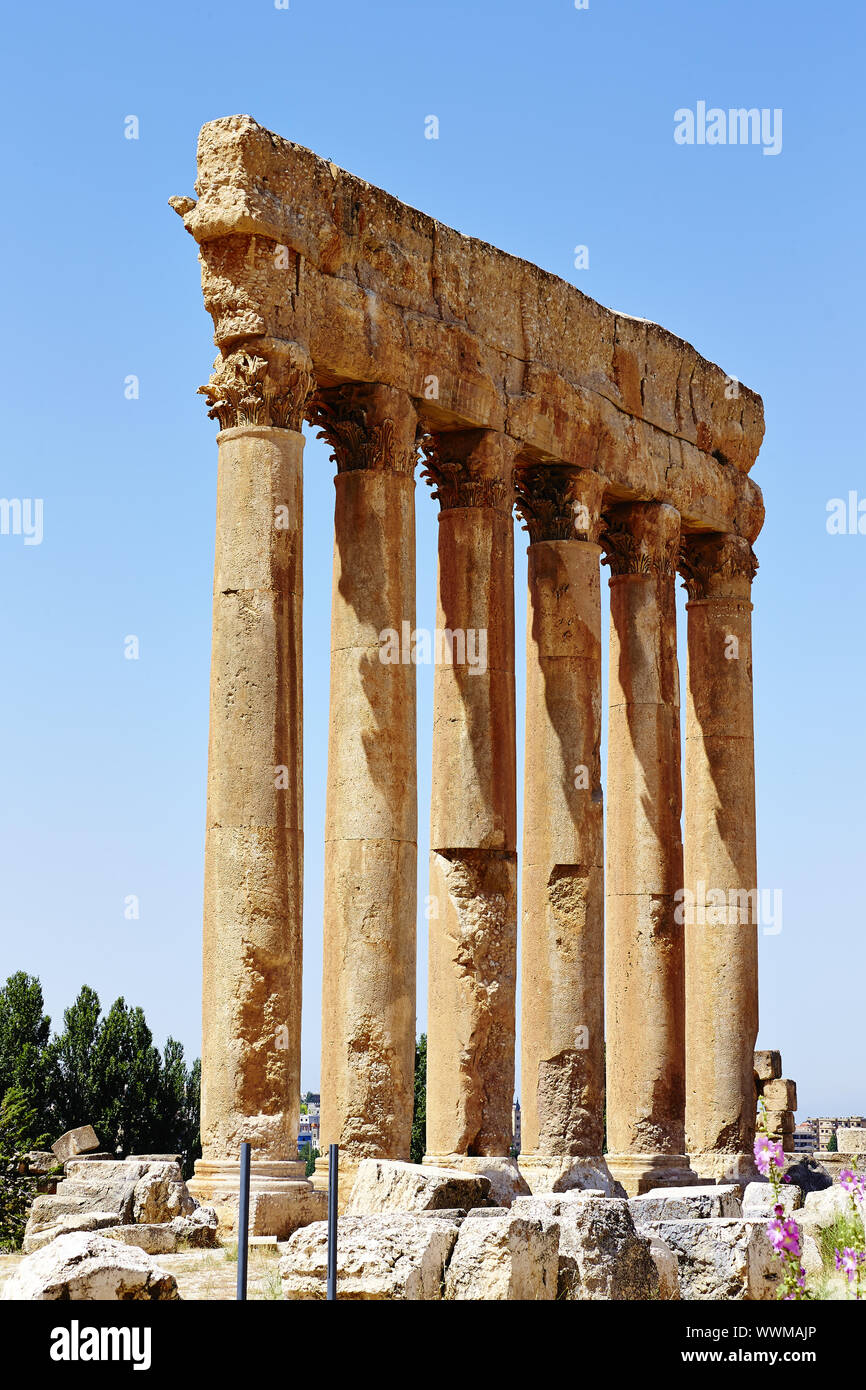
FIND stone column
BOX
[419,430,525,1206]
[679,534,760,1182]
[602,502,694,1195]
[189,343,323,1236]
[514,465,615,1196]
[313,384,419,1199]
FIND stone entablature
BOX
[173,115,763,542]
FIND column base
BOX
[422,1154,530,1207]
[188,1159,325,1240]
[688,1151,760,1185]
[605,1153,698,1197]
[517,1155,620,1197]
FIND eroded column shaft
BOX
[681,535,759,1178]
[604,502,691,1192]
[516,468,606,1172]
[201,424,304,1160]
[424,432,517,1159]
[317,387,418,1166]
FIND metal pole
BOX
[327,1143,338,1301]
[237,1141,251,1301]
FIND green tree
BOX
[411,1033,427,1164]
[0,1087,49,1251]
[0,973,52,1130]
[44,984,102,1136]
[827,1130,838,1153]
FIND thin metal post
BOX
[327,1143,338,1301]
[237,1141,251,1301]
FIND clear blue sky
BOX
[1,0,863,1120]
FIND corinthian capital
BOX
[513,464,605,543]
[419,430,514,512]
[311,384,418,475]
[601,501,680,578]
[198,341,315,432]
[678,533,759,600]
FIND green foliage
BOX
[818,1211,865,1270]
[411,1034,427,1164]
[827,1131,839,1153]
[0,975,201,1179]
[0,1086,47,1251]
[0,973,52,1122]
[301,1145,319,1178]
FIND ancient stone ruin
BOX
[170,115,765,1234]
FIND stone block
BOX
[2,1232,179,1301]
[347,1159,492,1215]
[648,1219,779,1300]
[763,1109,795,1136]
[754,1050,782,1084]
[629,1184,743,1224]
[742,1181,804,1220]
[836,1128,866,1154]
[280,1215,460,1300]
[647,1235,680,1300]
[51,1126,101,1163]
[556,1197,658,1300]
[762,1079,797,1111]
[444,1212,558,1300]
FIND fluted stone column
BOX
[514,466,614,1196]
[420,430,525,1205]
[603,502,694,1195]
[313,384,419,1200]
[189,343,323,1235]
[680,534,760,1182]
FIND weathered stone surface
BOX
[2,1232,179,1301]
[801,1234,823,1281]
[347,1159,491,1215]
[23,1211,121,1255]
[648,1236,680,1300]
[444,1213,558,1300]
[604,504,691,1197]
[132,1161,197,1223]
[649,1219,779,1300]
[23,1159,213,1253]
[518,487,605,1169]
[51,1126,101,1163]
[177,116,765,518]
[19,1151,60,1176]
[800,1183,862,1232]
[519,1157,618,1196]
[103,1208,219,1255]
[630,1185,743,1225]
[754,1050,782,1084]
[280,1216,459,1300]
[683,534,759,1183]
[761,1078,797,1111]
[837,1128,866,1154]
[556,1197,658,1300]
[742,1181,803,1220]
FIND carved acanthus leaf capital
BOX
[600,502,680,578]
[419,432,512,511]
[311,385,418,475]
[198,343,315,432]
[678,533,758,600]
[513,464,605,543]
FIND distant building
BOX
[793,1122,816,1153]
[803,1116,866,1151]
